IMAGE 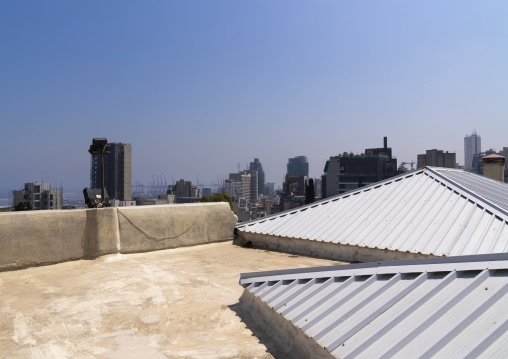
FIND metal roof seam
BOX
[377,269,489,358]
[418,275,508,358]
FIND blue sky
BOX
[1,1,507,195]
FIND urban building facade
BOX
[249,158,265,196]
[13,182,62,210]
[283,175,307,197]
[287,156,309,177]
[417,149,456,169]
[167,179,200,203]
[264,182,275,196]
[322,137,398,198]
[91,142,132,201]
[464,131,481,170]
[228,171,258,204]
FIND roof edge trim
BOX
[240,252,508,281]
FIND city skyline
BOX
[1,1,507,194]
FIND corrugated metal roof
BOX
[240,253,508,358]
[236,167,508,257]
[431,168,508,214]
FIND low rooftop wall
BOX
[0,203,237,271]
[234,232,436,263]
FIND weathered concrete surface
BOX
[118,203,236,253]
[235,232,437,263]
[0,242,345,358]
[0,203,236,271]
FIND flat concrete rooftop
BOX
[0,241,345,358]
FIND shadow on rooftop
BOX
[228,302,291,359]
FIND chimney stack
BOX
[482,154,505,182]
[384,137,387,149]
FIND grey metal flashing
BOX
[240,252,508,283]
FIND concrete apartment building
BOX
[417,149,456,169]
[90,142,132,201]
[12,182,62,210]
[464,131,481,170]
[167,179,200,203]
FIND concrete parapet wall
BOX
[118,204,236,253]
[0,203,236,271]
[235,232,436,263]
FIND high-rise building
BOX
[13,182,62,210]
[249,158,265,196]
[244,169,258,203]
[91,142,132,201]
[464,131,481,170]
[229,171,258,204]
[322,137,398,198]
[287,156,309,177]
[417,149,456,169]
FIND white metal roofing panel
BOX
[237,168,508,257]
[240,254,508,359]
[433,168,508,213]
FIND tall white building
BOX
[464,131,481,170]
[228,172,257,204]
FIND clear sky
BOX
[1,1,507,195]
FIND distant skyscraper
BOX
[249,158,265,196]
[464,131,481,170]
[91,142,132,201]
[287,156,309,177]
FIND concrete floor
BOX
[0,242,345,359]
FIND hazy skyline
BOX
[1,1,507,195]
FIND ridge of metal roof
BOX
[428,167,508,215]
[240,254,508,358]
[237,167,508,229]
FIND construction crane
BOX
[400,161,416,171]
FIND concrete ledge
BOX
[0,203,237,271]
[235,232,437,263]
[239,289,333,359]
